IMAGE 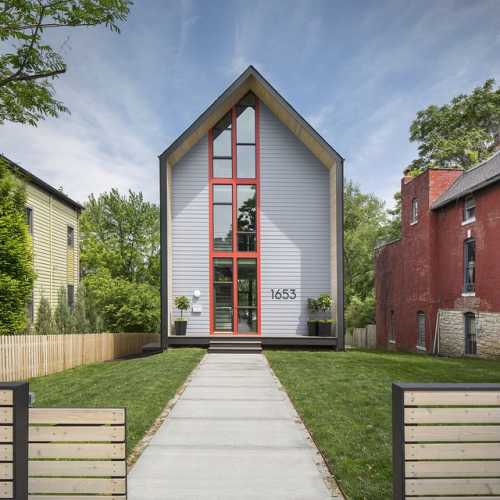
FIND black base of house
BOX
[144,335,337,352]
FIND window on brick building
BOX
[464,312,477,355]
[411,198,418,224]
[417,311,425,349]
[464,196,476,222]
[388,310,395,342]
[464,238,476,293]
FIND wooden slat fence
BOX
[0,333,159,382]
[346,325,376,348]
[393,383,500,500]
[0,383,28,500]
[28,407,127,499]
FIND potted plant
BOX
[307,298,319,336]
[316,293,333,337]
[174,295,190,335]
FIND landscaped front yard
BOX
[266,349,500,500]
[30,348,204,456]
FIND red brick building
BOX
[375,151,500,357]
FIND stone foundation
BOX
[439,309,500,358]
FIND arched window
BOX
[417,311,425,349]
[464,313,477,355]
[411,198,419,224]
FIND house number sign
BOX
[270,288,297,300]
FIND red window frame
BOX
[208,96,261,336]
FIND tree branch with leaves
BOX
[0,0,132,126]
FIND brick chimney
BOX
[428,168,463,206]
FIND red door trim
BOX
[208,96,261,336]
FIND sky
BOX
[2,0,500,208]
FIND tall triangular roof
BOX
[159,66,343,169]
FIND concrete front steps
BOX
[208,339,262,353]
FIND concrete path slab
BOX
[128,352,343,500]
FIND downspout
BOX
[159,156,169,351]
[336,157,345,351]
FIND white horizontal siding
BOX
[171,136,210,335]
[260,104,331,335]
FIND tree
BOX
[54,287,73,334]
[409,79,500,173]
[80,189,160,287]
[344,180,393,328]
[384,191,401,241]
[73,282,91,333]
[80,189,160,332]
[34,295,54,335]
[0,158,35,334]
[0,0,132,126]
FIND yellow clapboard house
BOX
[2,155,83,321]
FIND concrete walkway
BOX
[128,353,343,500]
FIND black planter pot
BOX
[175,320,187,336]
[318,322,332,337]
[308,321,318,336]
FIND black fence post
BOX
[0,382,29,500]
[392,383,405,500]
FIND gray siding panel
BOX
[260,104,331,335]
[172,136,209,335]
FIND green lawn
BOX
[266,349,500,500]
[30,348,204,456]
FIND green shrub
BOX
[35,296,55,335]
[54,287,74,334]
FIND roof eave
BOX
[159,65,344,168]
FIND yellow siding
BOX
[25,183,80,319]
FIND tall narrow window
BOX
[67,284,75,311]
[464,196,476,222]
[212,113,232,178]
[26,207,33,235]
[465,313,477,355]
[213,259,233,332]
[237,185,256,251]
[238,259,257,333]
[417,311,425,349]
[464,238,476,293]
[388,310,395,342]
[213,185,232,251]
[67,226,74,248]
[236,93,256,178]
[411,198,418,224]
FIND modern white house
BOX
[158,66,344,350]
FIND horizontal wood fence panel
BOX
[394,383,500,499]
[0,427,12,443]
[405,497,500,500]
[406,442,500,460]
[30,425,125,442]
[406,478,500,496]
[0,445,12,462]
[0,393,12,406]
[0,332,159,381]
[29,443,125,460]
[28,405,127,499]
[0,464,12,481]
[28,496,126,500]
[29,408,125,425]
[0,482,12,499]
[29,478,126,495]
[406,460,500,478]
[0,409,12,425]
[405,407,500,424]
[29,460,126,477]
[404,390,500,406]
[405,425,500,442]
